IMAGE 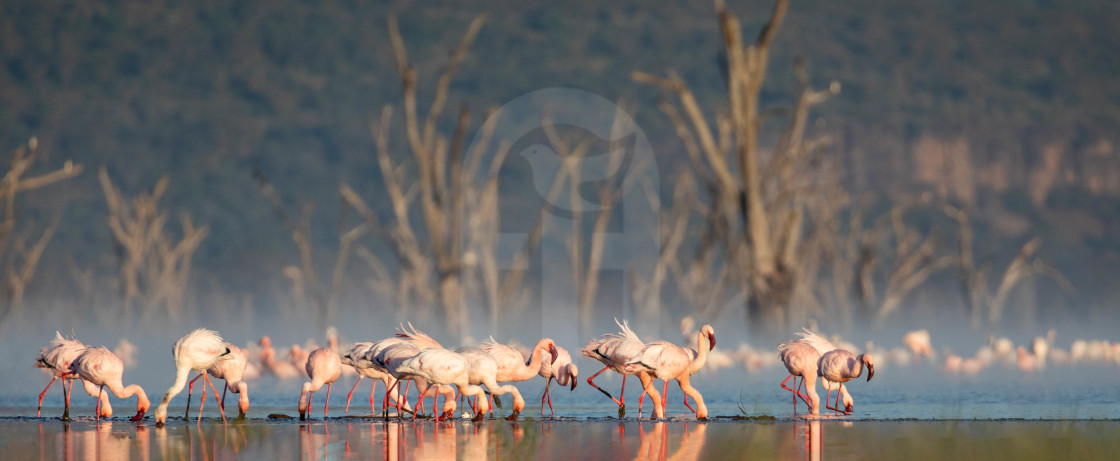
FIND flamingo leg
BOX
[369,379,377,414]
[661,381,669,413]
[95,386,103,422]
[345,376,363,414]
[206,374,226,423]
[324,383,332,418]
[546,380,555,417]
[307,391,314,420]
[37,376,57,417]
[197,374,207,424]
[63,378,73,421]
[184,373,204,420]
[540,377,555,417]
[221,381,228,411]
[795,376,812,408]
[780,374,799,410]
[586,366,624,407]
[683,390,695,413]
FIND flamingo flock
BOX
[32,321,1116,424]
[31,319,718,423]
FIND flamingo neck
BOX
[515,341,549,381]
[689,331,711,374]
[298,382,313,413]
[156,365,192,415]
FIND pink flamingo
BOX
[817,349,875,414]
[342,341,411,415]
[394,348,489,422]
[480,337,557,420]
[582,319,662,418]
[69,346,149,421]
[537,345,579,416]
[259,336,301,379]
[208,344,250,418]
[354,337,414,416]
[777,339,821,414]
[624,324,716,420]
[34,332,106,420]
[153,328,233,426]
[793,329,855,413]
[455,344,530,419]
[298,347,343,421]
[378,324,454,418]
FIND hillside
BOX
[2,0,1119,327]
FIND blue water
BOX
[8,362,1120,421]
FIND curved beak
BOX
[708,332,716,350]
[130,409,146,421]
[845,402,853,413]
[867,364,875,382]
[570,380,577,391]
[549,345,559,364]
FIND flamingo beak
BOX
[867,364,875,381]
[550,345,559,364]
[570,379,577,391]
[708,332,716,350]
[131,409,146,421]
[845,402,853,413]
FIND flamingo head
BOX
[259,336,272,348]
[539,339,558,364]
[131,392,150,421]
[566,364,579,391]
[842,392,854,413]
[701,325,716,350]
[862,353,876,381]
[153,405,167,426]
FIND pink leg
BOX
[345,376,363,413]
[37,376,57,417]
[661,381,669,413]
[795,376,812,407]
[586,366,623,406]
[307,391,314,420]
[95,386,103,421]
[324,383,332,418]
[184,373,204,419]
[206,375,227,423]
[369,379,377,413]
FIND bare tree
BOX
[338,16,559,335]
[633,0,842,333]
[0,137,83,323]
[945,204,1073,327]
[100,168,208,326]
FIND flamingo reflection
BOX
[631,422,708,461]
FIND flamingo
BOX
[34,332,105,419]
[817,349,875,414]
[394,348,489,422]
[208,344,250,418]
[582,319,663,418]
[902,329,932,362]
[69,346,149,421]
[298,347,343,421]
[792,329,855,413]
[355,337,414,416]
[342,341,411,415]
[454,344,531,419]
[377,324,454,418]
[537,345,578,416]
[479,337,557,420]
[624,324,716,420]
[153,328,233,426]
[776,339,821,414]
[259,336,301,379]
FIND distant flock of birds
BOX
[32,319,1120,424]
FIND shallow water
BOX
[6,363,1120,459]
[3,417,1118,460]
